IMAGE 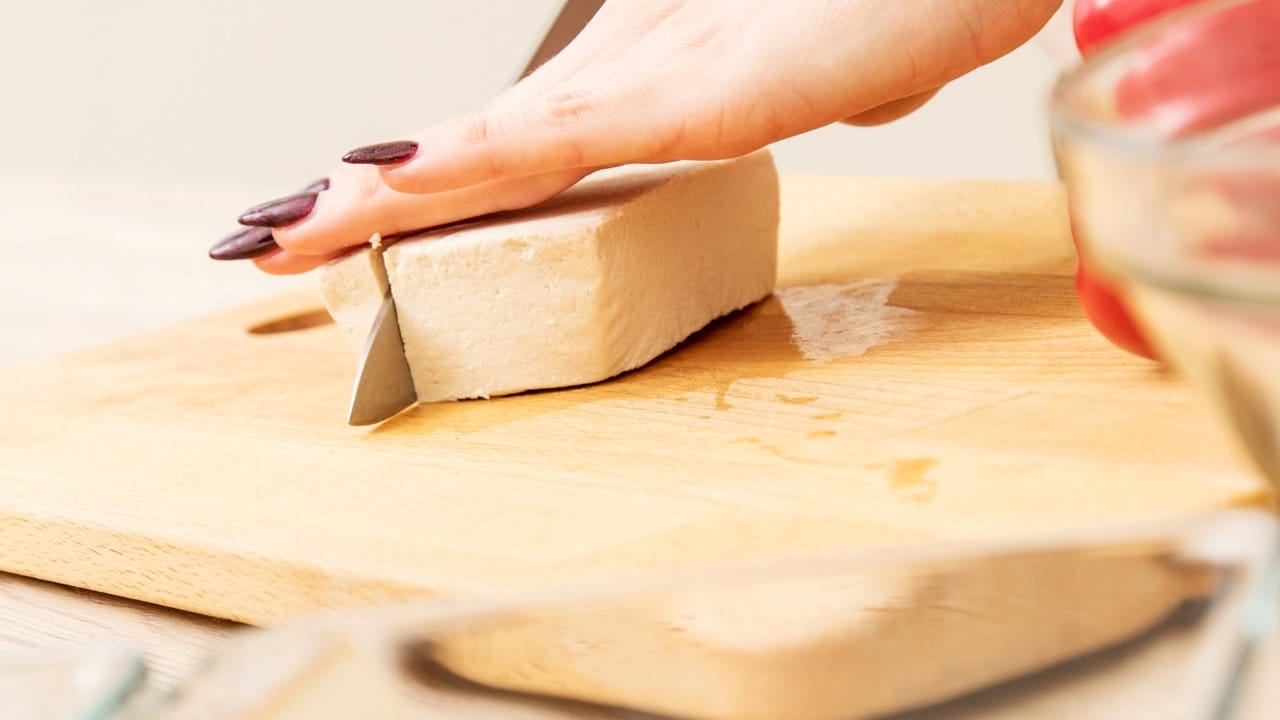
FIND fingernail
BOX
[237,192,318,227]
[341,140,418,165]
[209,227,278,260]
[300,177,330,193]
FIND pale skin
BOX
[252,0,1064,275]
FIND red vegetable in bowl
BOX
[1069,0,1202,359]
[1111,1,1280,137]
[1069,0,1280,359]
[1072,0,1195,54]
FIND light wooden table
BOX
[2,171,1276,716]
[0,172,298,685]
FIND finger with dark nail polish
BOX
[300,177,330,193]
[342,140,418,165]
[238,192,318,227]
[209,226,278,260]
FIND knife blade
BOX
[346,0,604,425]
[347,289,417,426]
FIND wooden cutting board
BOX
[0,176,1268,628]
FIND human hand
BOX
[210,0,1063,272]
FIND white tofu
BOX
[319,151,779,403]
[317,241,388,353]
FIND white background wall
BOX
[0,0,1074,187]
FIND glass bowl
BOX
[1051,0,1280,490]
[0,642,146,720]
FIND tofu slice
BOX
[317,242,389,353]
[319,151,779,403]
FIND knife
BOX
[347,289,417,426]
[346,0,605,425]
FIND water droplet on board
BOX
[775,279,924,363]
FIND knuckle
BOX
[457,112,514,178]
[533,88,599,128]
[459,111,504,147]
[523,90,601,169]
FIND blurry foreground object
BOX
[0,643,144,720]
[1054,0,1280,488]
[134,511,1277,719]
[1066,0,1280,358]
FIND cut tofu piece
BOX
[319,151,780,403]
[316,240,388,353]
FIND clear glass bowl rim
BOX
[1049,0,1278,159]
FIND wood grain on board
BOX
[0,177,1266,622]
[0,176,1273,718]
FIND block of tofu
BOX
[318,151,779,403]
[317,241,389,351]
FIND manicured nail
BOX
[209,227,278,260]
[341,140,418,166]
[300,177,330,193]
[237,192,318,227]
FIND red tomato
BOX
[1070,0,1197,359]
[1075,264,1156,358]
[1073,0,1196,54]
[1112,1,1280,137]
[1069,213,1158,358]
[1069,0,1280,359]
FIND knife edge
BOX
[346,242,418,426]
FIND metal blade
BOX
[347,290,417,426]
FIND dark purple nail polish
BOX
[341,140,418,166]
[300,177,330,193]
[209,226,278,260]
[237,192,318,228]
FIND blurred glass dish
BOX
[0,642,146,720]
[1052,0,1280,489]
[140,510,1278,720]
